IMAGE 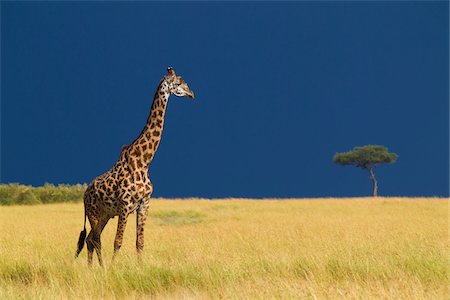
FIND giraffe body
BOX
[85,149,152,220]
[75,67,195,265]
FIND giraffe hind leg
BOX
[86,213,99,266]
[86,230,95,266]
[93,218,109,267]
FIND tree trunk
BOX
[368,168,378,197]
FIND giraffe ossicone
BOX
[75,67,195,266]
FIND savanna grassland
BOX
[0,198,448,299]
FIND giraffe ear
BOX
[167,67,176,77]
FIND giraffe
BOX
[75,67,195,266]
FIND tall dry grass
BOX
[0,198,448,299]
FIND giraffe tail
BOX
[75,211,87,258]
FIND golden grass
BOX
[0,198,448,299]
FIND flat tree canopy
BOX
[333,145,398,169]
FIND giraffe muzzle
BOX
[187,91,195,99]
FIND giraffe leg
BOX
[136,199,150,257]
[112,212,128,260]
[86,230,95,266]
[86,215,98,266]
[93,218,109,267]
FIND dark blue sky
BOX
[2,2,448,197]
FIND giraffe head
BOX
[165,67,195,99]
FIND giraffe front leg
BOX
[112,212,128,260]
[136,198,150,257]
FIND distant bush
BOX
[0,183,86,205]
[16,189,41,205]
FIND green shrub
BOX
[0,183,86,205]
[0,183,27,205]
[16,189,41,205]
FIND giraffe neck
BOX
[126,79,170,171]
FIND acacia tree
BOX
[333,145,398,197]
